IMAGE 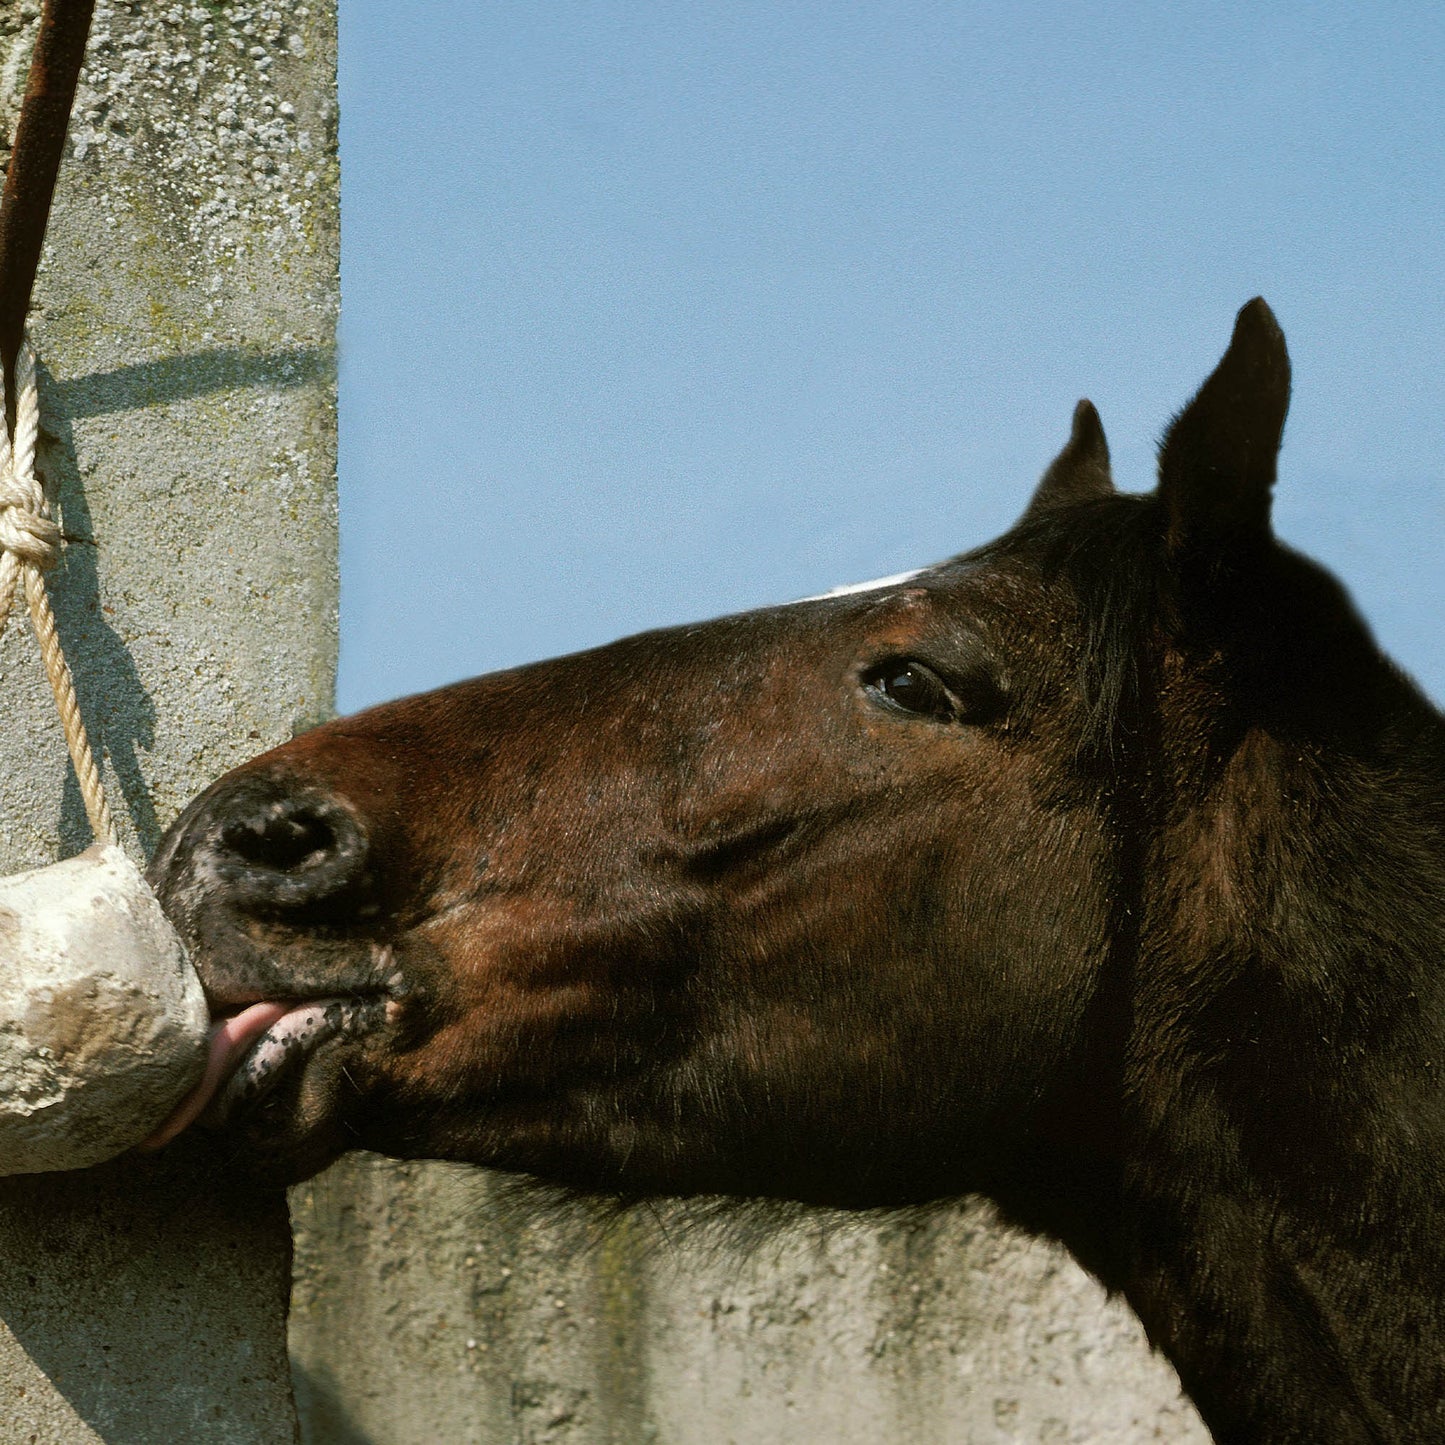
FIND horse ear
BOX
[1024,399,1114,517]
[1157,298,1291,548]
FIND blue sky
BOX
[336,2,1445,713]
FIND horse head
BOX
[148,301,1445,1438]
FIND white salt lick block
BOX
[0,844,208,1175]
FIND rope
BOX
[0,332,114,844]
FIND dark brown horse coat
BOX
[150,301,1445,1444]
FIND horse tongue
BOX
[137,1001,293,1151]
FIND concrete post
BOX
[0,1,336,1439]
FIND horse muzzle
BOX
[145,764,405,1162]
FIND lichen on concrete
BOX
[68,2,332,274]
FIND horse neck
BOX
[1114,718,1445,1442]
[1116,1176,1445,1444]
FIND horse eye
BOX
[865,661,957,721]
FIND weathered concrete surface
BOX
[0,843,206,1175]
[0,0,336,1438]
[0,1146,298,1444]
[292,1155,1210,1444]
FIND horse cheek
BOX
[945,788,1116,1128]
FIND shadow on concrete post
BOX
[36,358,162,857]
[36,346,335,858]
[291,1361,380,1445]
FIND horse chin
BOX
[204,1031,372,1185]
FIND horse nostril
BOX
[221,809,336,874]
[205,785,371,917]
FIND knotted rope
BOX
[0,332,114,844]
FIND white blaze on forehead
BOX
[792,568,924,604]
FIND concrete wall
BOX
[0,2,337,1440]
[290,1157,1207,1444]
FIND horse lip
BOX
[140,991,391,1150]
[201,992,391,1131]
[192,941,403,1016]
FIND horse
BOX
[146,299,1445,1444]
